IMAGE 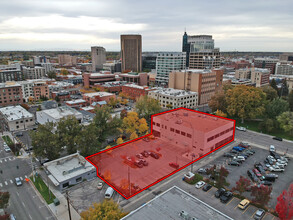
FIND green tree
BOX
[265,98,289,119]
[226,85,266,123]
[57,116,82,154]
[80,199,127,220]
[92,106,122,144]
[47,71,57,79]
[270,78,278,92]
[288,91,293,111]
[76,124,100,157]
[262,85,278,101]
[279,79,289,97]
[208,90,227,112]
[30,122,61,160]
[135,95,161,122]
[259,118,275,133]
[277,111,293,135]
[0,191,10,209]
[108,97,119,108]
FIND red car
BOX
[150,152,159,159]
[169,162,179,169]
[239,142,250,148]
[253,168,262,177]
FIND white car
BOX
[277,159,287,166]
[269,166,284,172]
[269,145,275,152]
[268,155,276,162]
[4,146,11,152]
[275,162,286,168]
[97,182,103,190]
[236,126,246,131]
[195,181,205,189]
[233,156,245,161]
[15,177,22,186]
[279,157,288,163]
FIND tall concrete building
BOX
[182,31,190,67]
[169,69,224,105]
[155,52,186,86]
[120,35,142,73]
[91,46,106,72]
[186,35,220,69]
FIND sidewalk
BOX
[34,170,81,220]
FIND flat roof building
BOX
[44,153,96,191]
[82,91,115,105]
[0,82,23,107]
[91,46,106,72]
[36,106,83,124]
[121,35,142,72]
[121,186,233,220]
[0,105,35,131]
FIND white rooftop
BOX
[90,73,113,77]
[150,88,197,97]
[40,106,82,120]
[81,106,95,111]
[66,99,86,105]
[0,105,33,121]
[83,92,114,98]
[44,153,95,183]
[123,84,149,90]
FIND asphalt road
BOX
[0,137,55,220]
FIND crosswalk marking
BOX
[4,181,7,185]
[0,183,2,187]
[10,180,13,184]
[20,177,23,180]
[4,159,6,162]
[9,158,11,161]
[25,175,28,178]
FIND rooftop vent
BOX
[183,112,188,116]
[179,210,189,219]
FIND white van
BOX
[105,187,114,199]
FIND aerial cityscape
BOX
[0,0,292,220]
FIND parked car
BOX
[277,159,287,166]
[15,132,23,137]
[255,164,266,174]
[97,182,103,190]
[232,158,243,164]
[195,181,205,189]
[269,166,284,172]
[270,151,281,160]
[254,209,265,220]
[240,153,249,159]
[253,169,262,177]
[228,161,240,166]
[233,146,245,152]
[272,136,282,141]
[234,156,245,161]
[275,162,286,168]
[260,180,272,186]
[202,184,212,192]
[238,199,250,210]
[134,160,143,168]
[142,138,150,142]
[244,150,254,155]
[269,145,275,152]
[139,159,148,166]
[239,142,250,148]
[261,174,278,182]
[247,170,259,182]
[220,191,233,203]
[215,188,226,198]
[136,154,144,159]
[224,153,235,158]
[197,168,207,174]
[15,177,22,186]
[169,162,179,169]
[267,155,276,162]
[126,157,132,162]
[141,151,150,157]
[150,152,159,159]
[236,126,246,131]
[4,146,11,152]
[230,149,239,154]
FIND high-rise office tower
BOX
[182,31,190,67]
[91,46,106,72]
[183,33,220,69]
[121,35,142,73]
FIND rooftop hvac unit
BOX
[179,210,189,219]
[183,112,188,116]
[176,119,183,124]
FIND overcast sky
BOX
[0,0,292,51]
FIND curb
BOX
[247,129,293,143]
[28,175,58,220]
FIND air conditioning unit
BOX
[179,210,189,219]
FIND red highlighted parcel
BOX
[86,107,235,199]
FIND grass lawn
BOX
[2,135,14,145]
[234,118,293,141]
[30,175,56,204]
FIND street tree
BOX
[76,124,100,157]
[275,184,293,220]
[270,78,278,92]
[288,90,293,111]
[116,137,123,145]
[108,97,119,108]
[215,166,229,188]
[215,109,227,118]
[208,90,227,112]
[226,85,266,123]
[250,185,272,206]
[80,199,127,220]
[279,79,289,97]
[232,176,251,196]
[92,106,122,144]
[258,118,275,133]
[265,98,289,119]
[277,111,293,135]
[0,191,9,209]
[47,71,57,79]
[60,68,69,75]
[120,109,128,119]
[30,122,61,160]
[261,85,278,101]
[130,132,138,140]
[121,112,148,136]
[135,95,161,122]
[57,116,81,154]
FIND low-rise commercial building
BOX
[36,106,83,124]
[95,81,127,93]
[0,105,35,131]
[51,91,71,101]
[148,88,198,109]
[0,82,23,107]
[119,72,149,86]
[82,92,115,105]
[44,153,96,191]
[83,72,117,87]
[122,84,155,100]
[235,67,270,87]
[65,99,87,108]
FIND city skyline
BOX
[0,0,292,52]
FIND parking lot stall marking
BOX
[4,159,6,162]
[242,205,250,214]
[251,209,257,218]
[225,197,235,206]
[206,187,213,193]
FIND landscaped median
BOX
[2,135,14,146]
[30,175,56,204]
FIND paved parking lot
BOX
[68,177,123,214]
[198,142,292,209]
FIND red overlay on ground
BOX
[86,107,235,199]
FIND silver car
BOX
[15,177,22,186]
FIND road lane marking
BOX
[272,216,275,220]
[0,160,2,163]
[10,180,13,184]
[8,158,11,161]
[29,214,32,220]
[22,202,26,207]
[4,181,7,185]
[226,197,235,206]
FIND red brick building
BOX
[82,92,115,105]
[51,91,71,102]
[65,99,87,108]
[122,84,155,100]
[0,82,23,107]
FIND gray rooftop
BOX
[122,186,233,220]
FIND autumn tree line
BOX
[30,95,161,160]
[210,80,293,136]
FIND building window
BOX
[170,128,174,132]
[76,177,82,182]
[181,131,186,136]
[156,123,160,127]
[187,134,192,138]
[175,130,180,134]
[63,182,69,188]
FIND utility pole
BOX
[66,190,72,220]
